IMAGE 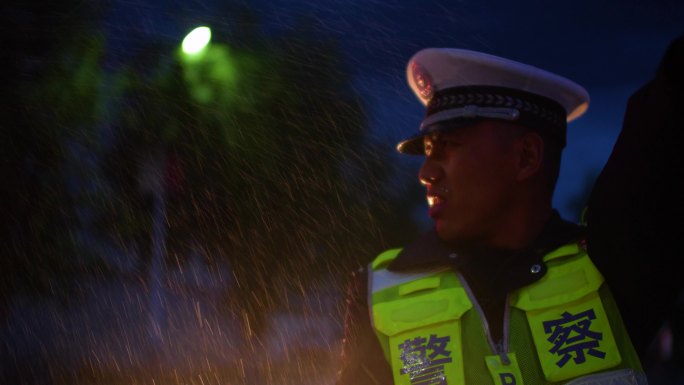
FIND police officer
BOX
[335,48,648,385]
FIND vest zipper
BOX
[500,295,511,365]
[458,273,512,364]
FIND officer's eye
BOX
[440,138,459,147]
[424,135,460,156]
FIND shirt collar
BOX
[387,211,584,290]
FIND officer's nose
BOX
[419,157,442,186]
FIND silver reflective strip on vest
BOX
[369,265,449,294]
[565,369,649,385]
[367,264,450,331]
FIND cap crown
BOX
[397,48,590,154]
[407,48,589,121]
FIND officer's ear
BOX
[515,131,544,182]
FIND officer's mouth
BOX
[427,193,446,218]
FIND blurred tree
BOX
[102,12,420,335]
[0,0,109,313]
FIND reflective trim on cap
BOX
[420,105,519,130]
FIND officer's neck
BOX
[450,204,553,255]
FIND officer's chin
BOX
[434,223,481,254]
[434,221,460,244]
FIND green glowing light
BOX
[182,26,212,55]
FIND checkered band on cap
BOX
[396,86,568,154]
[397,47,589,155]
[426,86,567,134]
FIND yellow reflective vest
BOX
[369,242,648,385]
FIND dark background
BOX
[2,1,683,384]
[105,0,684,222]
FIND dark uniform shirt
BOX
[335,211,584,385]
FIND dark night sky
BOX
[105,0,684,223]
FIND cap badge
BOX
[411,62,433,101]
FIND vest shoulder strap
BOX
[513,242,604,311]
[371,248,402,270]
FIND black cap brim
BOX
[396,118,483,155]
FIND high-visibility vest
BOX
[369,242,648,385]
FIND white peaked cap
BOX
[398,47,590,154]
